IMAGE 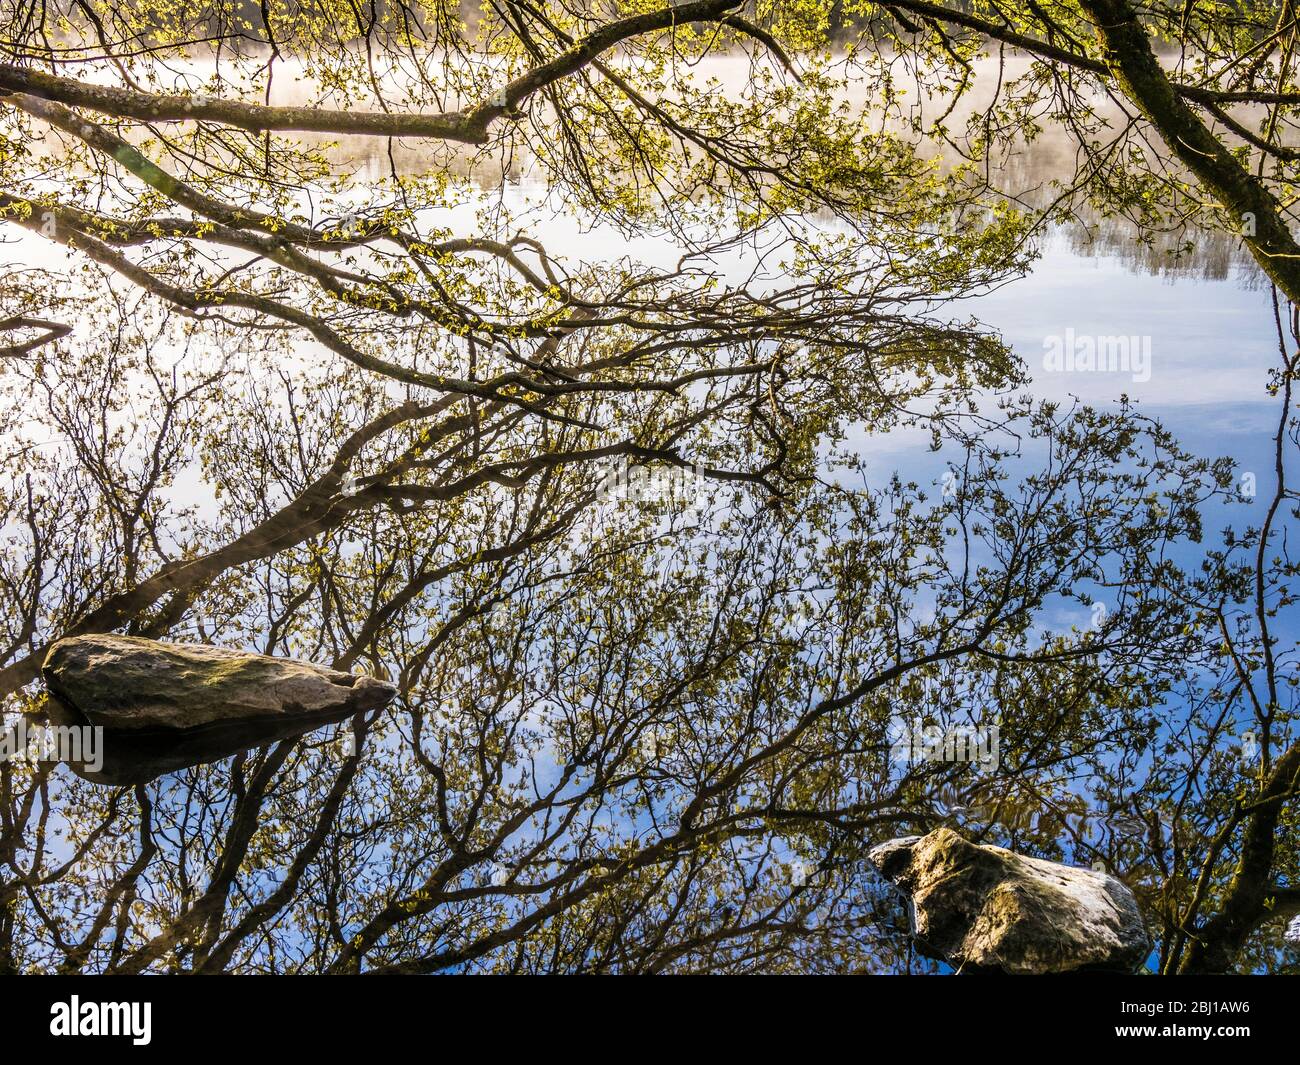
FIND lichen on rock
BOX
[42,634,396,732]
[868,827,1151,974]
[37,634,398,786]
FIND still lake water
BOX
[477,179,1282,496]
[5,53,1293,975]
[23,49,1280,499]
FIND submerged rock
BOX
[868,827,1151,974]
[43,634,394,731]
[39,635,396,785]
[40,698,361,786]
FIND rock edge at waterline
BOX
[868,827,1152,974]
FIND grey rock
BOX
[39,635,394,784]
[42,634,395,732]
[868,827,1151,974]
